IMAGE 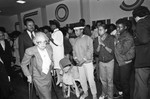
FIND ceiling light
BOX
[16,0,26,4]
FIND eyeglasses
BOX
[37,41,49,45]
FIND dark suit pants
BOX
[0,62,9,99]
[114,61,132,99]
[133,68,150,99]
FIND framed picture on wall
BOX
[92,19,111,26]
[15,22,20,31]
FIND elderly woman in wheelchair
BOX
[59,56,82,98]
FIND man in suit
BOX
[18,18,36,98]
[0,58,10,99]
[0,27,13,99]
[19,18,36,62]
[0,27,13,77]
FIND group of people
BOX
[0,5,150,99]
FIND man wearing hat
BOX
[49,20,64,86]
[73,23,97,99]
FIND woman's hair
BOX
[97,23,107,29]
[107,24,116,34]
[116,18,128,27]
[132,6,150,18]
[33,32,49,45]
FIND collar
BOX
[78,34,85,38]
[27,30,35,37]
[54,28,59,32]
[27,30,35,34]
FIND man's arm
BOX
[18,35,25,62]
[21,48,32,77]
[117,35,134,55]
[135,22,150,45]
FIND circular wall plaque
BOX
[120,0,144,11]
[55,4,69,22]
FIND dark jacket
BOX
[115,31,135,66]
[18,30,34,62]
[134,15,150,68]
[0,61,9,99]
[94,34,114,63]
[64,37,72,55]
[0,40,13,76]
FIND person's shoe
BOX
[99,95,105,99]
[59,83,62,87]
[113,91,123,98]
[118,91,123,95]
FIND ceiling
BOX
[0,0,63,16]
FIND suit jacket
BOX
[0,61,9,99]
[21,45,53,99]
[0,40,12,75]
[21,45,53,77]
[18,30,34,62]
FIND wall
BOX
[21,8,43,30]
[80,0,90,25]
[46,0,81,27]
[89,0,150,24]
[8,15,19,32]
[1,0,150,32]
[0,16,10,32]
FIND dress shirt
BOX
[0,40,5,50]
[38,48,51,74]
[27,30,35,39]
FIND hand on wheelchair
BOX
[76,60,86,67]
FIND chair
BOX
[59,57,82,98]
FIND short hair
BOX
[79,18,85,23]
[42,26,52,32]
[97,24,107,29]
[24,18,35,26]
[49,19,60,28]
[33,32,49,45]
[132,6,150,18]
[79,18,85,26]
[107,24,116,34]
[116,18,128,27]
[0,27,6,32]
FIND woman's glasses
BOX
[37,40,49,45]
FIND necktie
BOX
[31,32,34,40]
[0,41,5,50]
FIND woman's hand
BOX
[27,75,32,83]
[78,60,86,66]
[98,36,105,46]
[74,59,80,65]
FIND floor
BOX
[8,69,125,99]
